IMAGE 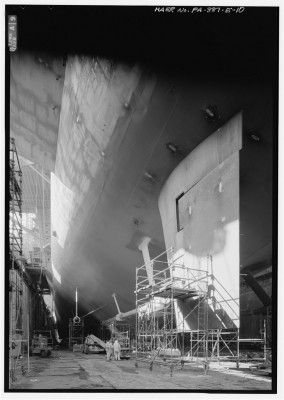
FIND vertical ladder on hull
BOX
[197,295,208,357]
[196,256,209,368]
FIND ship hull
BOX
[49,57,273,337]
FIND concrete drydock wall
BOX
[21,280,53,340]
[9,270,53,347]
[10,52,65,171]
[158,113,242,329]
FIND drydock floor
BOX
[9,350,272,391]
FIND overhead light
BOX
[250,133,260,142]
[38,57,49,68]
[203,105,220,122]
[144,171,154,181]
[166,142,178,154]
[205,107,214,118]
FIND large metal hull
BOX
[47,56,273,336]
[8,7,276,340]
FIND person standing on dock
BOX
[106,340,113,361]
[113,339,121,361]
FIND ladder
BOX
[196,257,209,370]
[197,295,208,357]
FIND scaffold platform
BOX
[135,248,242,375]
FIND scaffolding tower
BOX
[9,138,25,382]
[135,247,205,374]
[69,318,85,350]
[135,248,240,375]
[9,138,23,261]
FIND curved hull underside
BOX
[47,56,273,336]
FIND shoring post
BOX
[236,328,240,369]
[204,256,209,373]
[69,319,71,349]
[182,310,185,357]
[264,319,267,362]
[152,287,155,354]
[170,247,174,375]
[182,332,184,358]
[27,314,30,372]
[217,329,220,364]
[135,266,138,368]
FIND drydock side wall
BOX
[22,282,53,340]
[12,274,53,343]
[158,113,242,329]
[10,52,65,171]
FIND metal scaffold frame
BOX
[69,318,85,350]
[135,248,241,375]
[107,320,131,341]
[9,138,26,384]
[135,247,202,375]
[9,138,23,260]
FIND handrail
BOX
[136,247,173,272]
[210,282,239,320]
[211,274,239,308]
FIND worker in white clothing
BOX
[105,340,113,361]
[113,339,121,361]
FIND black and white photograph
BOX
[4,1,279,394]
